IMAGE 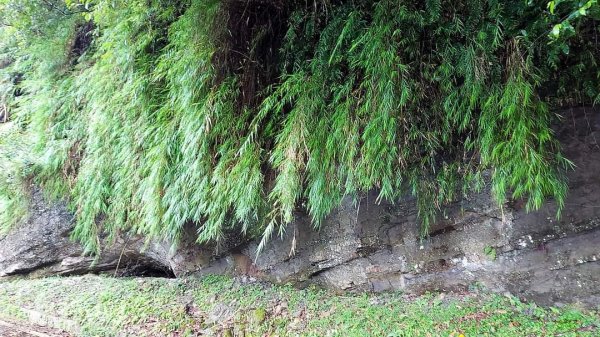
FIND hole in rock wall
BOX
[112,258,176,278]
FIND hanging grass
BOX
[0,0,598,253]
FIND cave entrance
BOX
[112,258,176,279]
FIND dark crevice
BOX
[308,254,364,280]
[428,225,458,238]
[113,258,176,278]
[307,264,336,279]
[69,21,95,64]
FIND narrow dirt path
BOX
[0,319,71,337]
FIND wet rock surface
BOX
[1,107,599,307]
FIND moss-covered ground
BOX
[0,275,597,336]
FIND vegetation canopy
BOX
[0,0,598,253]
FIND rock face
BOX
[198,106,600,308]
[1,107,599,308]
[0,190,241,278]
[0,188,177,278]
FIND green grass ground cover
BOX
[0,275,597,336]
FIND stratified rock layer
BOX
[1,107,599,307]
[0,187,175,277]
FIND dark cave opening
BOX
[112,259,177,278]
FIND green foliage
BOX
[0,123,29,233]
[0,0,598,253]
[483,246,497,260]
[548,0,599,39]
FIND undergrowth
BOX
[0,275,597,336]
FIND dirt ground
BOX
[0,319,70,337]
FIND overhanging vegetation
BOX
[0,0,598,253]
